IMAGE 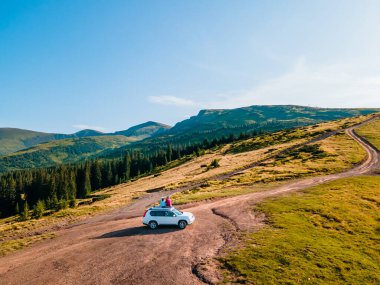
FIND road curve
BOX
[0,120,379,285]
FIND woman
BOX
[160,197,166,207]
[165,196,172,207]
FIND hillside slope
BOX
[102,105,379,157]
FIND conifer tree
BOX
[21,201,30,220]
[77,165,91,198]
[91,161,102,190]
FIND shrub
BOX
[210,159,220,168]
[56,199,69,210]
[33,200,45,219]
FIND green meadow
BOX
[221,176,380,284]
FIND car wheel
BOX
[178,220,187,229]
[149,221,158,229]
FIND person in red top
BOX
[165,196,172,207]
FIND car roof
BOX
[149,207,174,211]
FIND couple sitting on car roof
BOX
[160,196,172,208]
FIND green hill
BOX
[0,135,135,172]
[0,128,68,156]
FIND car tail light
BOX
[143,210,148,217]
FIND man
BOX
[165,196,172,207]
[160,197,166,207]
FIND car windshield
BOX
[172,209,182,216]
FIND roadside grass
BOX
[356,118,380,150]
[220,176,380,284]
[0,192,128,253]
[0,232,56,257]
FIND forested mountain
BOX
[0,136,136,173]
[0,122,171,172]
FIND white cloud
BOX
[72,124,107,132]
[200,57,380,109]
[149,95,195,106]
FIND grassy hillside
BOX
[165,105,377,141]
[0,136,134,172]
[356,118,380,150]
[104,106,378,158]
[221,176,380,284]
[171,122,367,204]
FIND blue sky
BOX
[1,0,380,133]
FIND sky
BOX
[1,0,380,133]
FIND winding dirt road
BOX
[0,121,379,285]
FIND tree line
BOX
[0,131,263,219]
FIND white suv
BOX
[143,207,195,229]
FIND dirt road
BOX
[0,122,379,285]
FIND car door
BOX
[161,211,178,225]
[151,210,165,225]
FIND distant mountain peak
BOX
[114,121,171,138]
[74,129,104,137]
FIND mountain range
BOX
[0,121,170,156]
[0,105,378,172]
